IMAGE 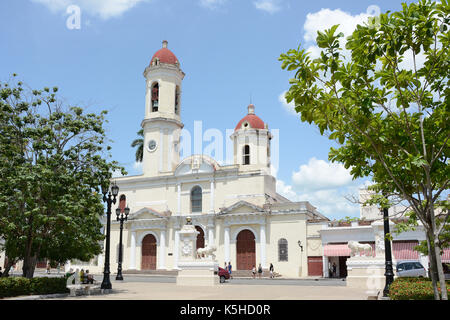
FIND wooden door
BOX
[141,234,157,270]
[307,256,323,276]
[196,226,205,249]
[236,230,256,270]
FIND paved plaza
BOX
[48,276,370,300]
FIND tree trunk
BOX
[434,241,448,300]
[426,231,441,299]
[1,257,16,278]
[22,254,37,279]
[429,205,448,300]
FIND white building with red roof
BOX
[64,41,332,278]
[61,41,449,280]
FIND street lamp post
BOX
[298,241,303,277]
[115,206,130,280]
[383,206,395,297]
[101,181,119,291]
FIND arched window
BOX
[175,86,180,115]
[191,186,202,213]
[278,238,288,261]
[243,145,250,165]
[151,83,159,112]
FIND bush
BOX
[30,277,69,295]
[0,276,69,298]
[0,277,30,298]
[389,277,450,300]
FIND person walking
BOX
[257,263,263,279]
[252,266,256,279]
[269,263,274,279]
[46,263,51,274]
[332,262,337,278]
[227,262,232,279]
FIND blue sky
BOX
[0,0,417,219]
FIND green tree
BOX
[131,128,144,163]
[280,0,449,299]
[0,75,126,278]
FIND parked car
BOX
[218,267,230,283]
[396,261,427,278]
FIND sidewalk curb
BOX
[5,293,69,300]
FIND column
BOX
[174,230,180,269]
[260,224,267,268]
[208,226,215,247]
[177,184,181,215]
[129,231,136,270]
[209,180,215,213]
[159,230,166,269]
[224,226,230,263]
[323,256,329,278]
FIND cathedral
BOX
[70,41,330,278]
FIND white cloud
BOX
[278,91,297,115]
[292,157,353,192]
[31,0,147,20]
[253,0,282,14]
[276,179,301,201]
[275,157,368,219]
[303,6,380,59]
[199,0,226,9]
[277,178,362,218]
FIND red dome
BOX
[151,40,179,65]
[235,105,266,131]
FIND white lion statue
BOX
[197,245,217,260]
[348,241,373,257]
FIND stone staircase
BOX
[122,269,179,276]
[230,270,282,278]
[121,269,282,278]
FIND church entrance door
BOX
[236,229,256,270]
[141,234,157,270]
[195,226,205,249]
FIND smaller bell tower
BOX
[141,41,185,177]
[231,104,272,174]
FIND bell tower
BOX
[231,104,272,174]
[141,41,185,177]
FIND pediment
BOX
[174,155,219,176]
[219,201,264,214]
[129,207,169,220]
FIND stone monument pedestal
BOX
[176,217,219,287]
[346,220,397,298]
[346,257,387,297]
[176,260,219,286]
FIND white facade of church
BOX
[67,41,330,278]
